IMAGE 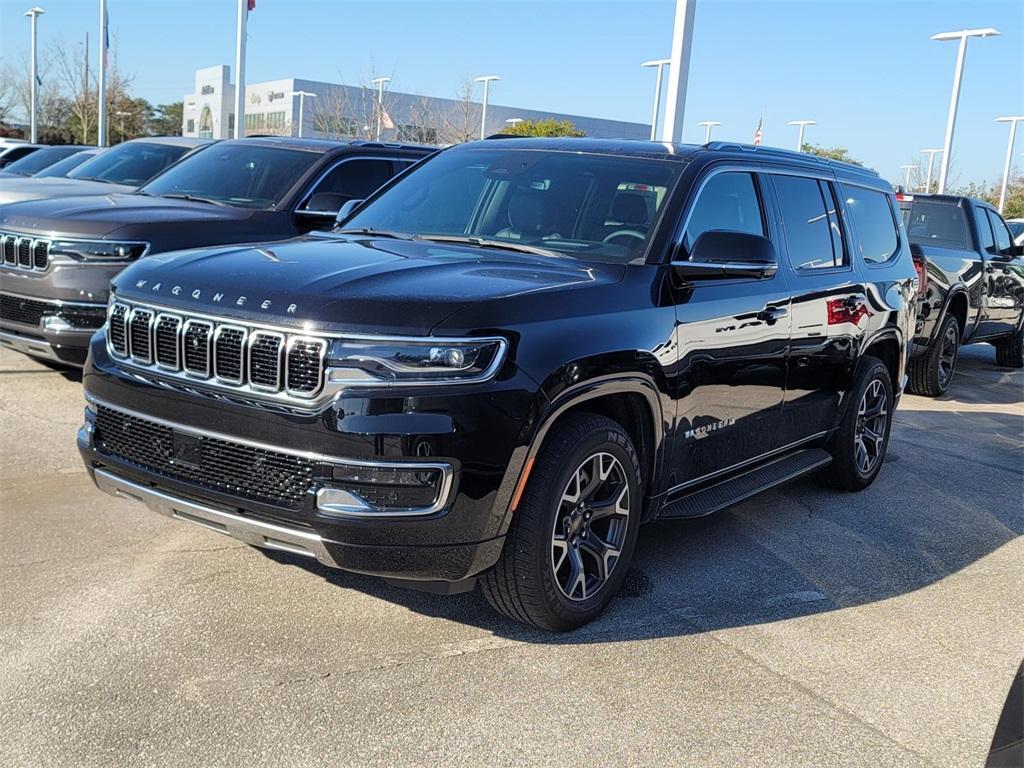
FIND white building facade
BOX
[182,65,650,143]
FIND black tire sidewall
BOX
[830,357,894,489]
[933,315,959,395]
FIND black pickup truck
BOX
[79,138,916,630]
[898,194,1024,395]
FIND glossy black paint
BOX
[899,194,1024,355]
[79,138,916,584]
[0,138,432,366]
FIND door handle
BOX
[757,306,788,323]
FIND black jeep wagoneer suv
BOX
[79,138,916,630]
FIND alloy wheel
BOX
[938,323,959,388]
[550,452,630,602]
[853,379,888,475]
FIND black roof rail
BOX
[483,133,527,140]
[701,141,879,177]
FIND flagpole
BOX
[233,0,247,139]
[97,0,107,146]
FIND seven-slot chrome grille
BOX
[107,300,328,399]
[0,232,50,271]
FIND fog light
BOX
[315,461,451,517]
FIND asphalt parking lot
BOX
[1,344,1021,768]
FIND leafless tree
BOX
[437,76,480,145]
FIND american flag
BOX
[248,0,256,10]
[753,112,763,146]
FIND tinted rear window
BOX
[845,187,899,264]
[901,201,969,250]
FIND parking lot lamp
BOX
[697,120,720,144]
[932,28,1000,193]
[289,90,317,138]
[505,118,524,129]
[788,120,816,152]
[370,77,390,141]
[900,164,916,191]
[24,7,44,143]
[474,75,500,140]
[641,59,671,141]
[995,116,1024,213]
[920,148,943,193]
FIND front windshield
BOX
[139,144,317,209]
[341,147,683,262]
[67,141,192,186]
[35,150,100,178]
[1,146,86,177]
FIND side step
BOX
[657,448,832,520]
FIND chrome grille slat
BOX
[0,231,52,271]
[128,308,154,364]
[154,314,182,370]
[107,300,329,402]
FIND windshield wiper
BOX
[335,227,416,240]
[73,175,119,185]
[160,193,231,207]
[418,235,566,259]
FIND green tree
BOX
[505,118,585,138]
[801,143,863,166]
[147,102,183,136]
[1000,175,1024,219]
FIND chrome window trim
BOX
[212,324,248,385]
[295,154,403,213]
[153,313,183,371]
[247,329,285,392]
[284,335,327,398]
[181,319,213,378]
[127,306,154,364]
[85,394,455,517]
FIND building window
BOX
[186,119,195,133]
[228,114,235,132]
[267,111,286,131]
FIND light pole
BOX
[24,7,44,143]
[474,75,500,140]
[641,59,671,141]
[788,120,816,152]
[115,109,130,142]
[920,148,943,193]
[661,0,696,143]
[289,90,317,138]
[505,117,524,131]
[900,164,916,191]
[696,120,720,144]
[995,116,1024,213]
[932,27,1000,193]
[370,77,390,141]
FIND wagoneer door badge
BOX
[684,417,736,440]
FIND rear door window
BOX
[773,175,846,270]
[974,207,995,253]
[845,186,899,264]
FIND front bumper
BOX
[78,332,538,584]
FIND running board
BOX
[657,448,832,520]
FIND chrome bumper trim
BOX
[0,328,61,361]
[92,468,342,567]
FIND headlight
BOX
[49,239,149,261]
[326,336,507,385]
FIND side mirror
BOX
[296,192,346,221]
[334,199,364,227]
[672,230,778,280]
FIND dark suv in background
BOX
[78,138,916,630]
[0,138,431,366]
[898,193,1024,394]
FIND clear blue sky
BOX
[2,0,1021,186]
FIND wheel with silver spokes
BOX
[551,452,630,602]
[818,355,893,491]
[481,413,642,631]
[853,379,888,476]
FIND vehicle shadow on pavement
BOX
[260,399,1022,643]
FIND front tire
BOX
[818,356,894,492]
[907,314,959,397]
[481,413,642,631]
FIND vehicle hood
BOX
[112,234,625,335]
[0,178,134,206]
[0,193,255,240]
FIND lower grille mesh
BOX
[0,293,48,327]
[93,405,316,506]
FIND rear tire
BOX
[818,356,893,492]
[907,314,959,397]
[994,326,1024,369]
[481,413,642,631]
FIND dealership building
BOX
[182,65,650,144]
